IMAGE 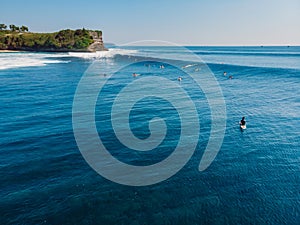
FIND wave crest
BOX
[68,48,138,59]
[0,52,69,70]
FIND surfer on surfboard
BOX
[239,117,246,129]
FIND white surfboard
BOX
[240,124,246,129]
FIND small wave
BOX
[182,64,198,69]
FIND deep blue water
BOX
[0,46,299,224]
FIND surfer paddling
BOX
[239,117,246,130]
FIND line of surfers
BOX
[132,65,234,81]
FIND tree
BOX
[9,24,16,31]
[0,24,7,30]
[20,25,28,32]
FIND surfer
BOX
[240,117,246,125]
[239,117,246,129]
[223,71,227,76]
[178,76,182,82]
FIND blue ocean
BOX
[0,46,299,224]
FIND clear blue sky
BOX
[1,0,299,45]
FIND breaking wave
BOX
[0,48,138,70]
[0,52,69,70]
[67,48,138,59]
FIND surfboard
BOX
[240,124,246,129]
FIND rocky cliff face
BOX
[88,31,108,51]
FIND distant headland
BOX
[0,24,107,52]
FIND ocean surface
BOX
[0,46,299,224]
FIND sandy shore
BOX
[0,50,22,52]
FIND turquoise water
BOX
[0,46,299,224]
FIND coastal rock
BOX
[88,31,108,51]
[0,28,107,52]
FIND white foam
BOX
[67,48,138,59]
[182,64,197,68]
[0,48,139,70]
[0,52,69,70]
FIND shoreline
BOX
[0,50,23,53]
[0,48,108,53]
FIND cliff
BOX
[88,31,107,51]
[0,28,107,52]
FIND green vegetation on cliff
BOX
[0,24,104,51]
